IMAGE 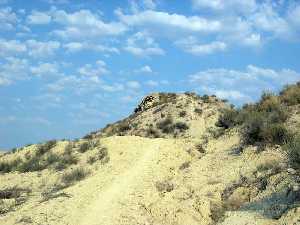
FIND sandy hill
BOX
[0,90,300,225]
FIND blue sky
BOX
[1,0,300,150]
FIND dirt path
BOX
[77,141,162,225]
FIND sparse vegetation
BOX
[0,186,31,214]
[0,158,22,173]
[179,111,187,117]
[145,128,160,138]
[156,117,174,134]
[156,118,189,134]
[61,167,90,186]
[217,91,292,146]
[202,94,210,103]
[36,140,57,156]
[284,135,300,169]
[174,122,189,131]
[216,108,239,129]
[78,141,92,153]
[155,180,174,193]
[88,147,109,164]
[195,143,205,153]
[194,108,202,114]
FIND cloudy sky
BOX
[1,0,300,150]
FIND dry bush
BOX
[155,180,174,193]
[61,167,90,187]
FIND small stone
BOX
[292,184,300,192]
[287,168,297,175]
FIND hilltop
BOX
[0,85,300,225]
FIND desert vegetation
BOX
[217,83,300,168]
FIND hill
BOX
[0,86,300,225]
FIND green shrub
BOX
[179,111,187,117]
[78,142,92,153]
[284,135,300,169]
[156,117,175,134]
[36,140,57,156]
[174,122,189,131]
[279,83,300,106]
[242,111,266,145]
[55,154,78,171]
[0,158,22,173]
[194,108,202,114]
[216,108,239,129]
[262,123,290,145]
[17,156,45,172]
[202,94,210,103]
[118,121,131,133]
[46,153,60,165]
[146,128,160,138]
[61,168,89,186]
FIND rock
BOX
[287,168,297,175]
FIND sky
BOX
[1,0,300,150]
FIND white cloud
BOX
[0,57,30,86]
[175,36,226,55]
[0,7,17,30]
[26,40,60,58]
[0,77,11,86]
[63,42,119,54]
[30,63,59,77]
[188,65,300,103]
[126,81,141,89]
[135,65,153,73]
[192,0,257,15]
[52,9,126,40]
[78,60,109,77]
[117,9,221,34]
[27,11,51,24]
[250,3,291,39]
[143,0,156,10]
[0,39,27,57]
[100,83,124,92]
[287,5,300,34]
[124,32,165,57]
[44,0,69,4]
[145,80,158,87]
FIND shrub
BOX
[46,153,60,165]
[279,83,300,106]
[179,111,187,117]
[284,135,300,169]
[78,142,92,153]
[118,121,131,133]
[195,144,205,153]
[194,108,202,114]
[216,108,239,129]
[0,187,31,214]
[155,180,174,193]
[262,123,290,145]
[17,156,45,172]
[61,168,89,186]
[55,154,78,171]
[0,158,22,173]
[156,117,174,134]
[202,95,210,103]
[146,128,160,138]
[174,122,189,131]
[36,140,57,156]
[242,111,266,145]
